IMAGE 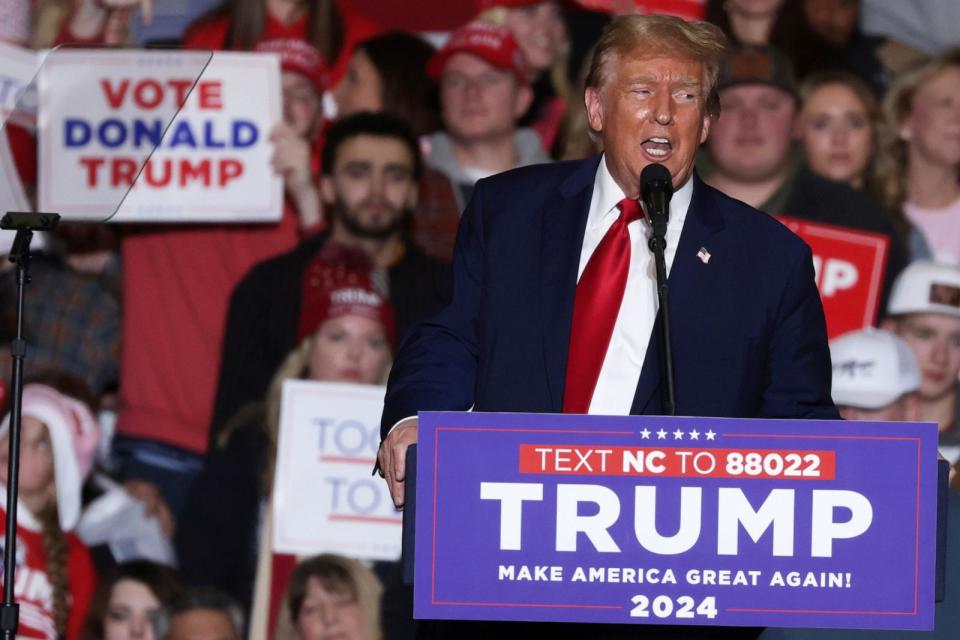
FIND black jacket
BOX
[209,233,450,447]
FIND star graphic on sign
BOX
[640,428,651,439]
[706,429,717,441]
[689,429,700,440]
[673,429,684,440]
[657,429,667,440]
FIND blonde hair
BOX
[477,5,573,101]
[585,14,729,118]
[217,332,392,493]
[875,49,960,216]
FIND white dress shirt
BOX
[581,155,692,415]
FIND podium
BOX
[399,412,950,633]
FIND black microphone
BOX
[640,163,677,415]
[640,163,673,242]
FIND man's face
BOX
[585,53,711,195]
[439,53,532,144]
[321,134,418,239]
[708,84,797,183]
[282,72,322,139]
[894,314,960,401]
[166,610,237,640]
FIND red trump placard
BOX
[778,216,888,340]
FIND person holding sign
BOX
[380,15,840,638]
[176,249,393,626]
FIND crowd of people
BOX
[1,0,959,639]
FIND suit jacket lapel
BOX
[631,172,725,414]
[541,156,600,411]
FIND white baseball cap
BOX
[887,261,960,318]
[830,328,921,409]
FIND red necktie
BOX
[563,197,643,413]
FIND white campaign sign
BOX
[0,41,41,255]
[0,41,40,125]
[273,380,401,560]
[38,49,283,222]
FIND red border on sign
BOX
[428,428,924,617]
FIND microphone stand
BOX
[1,211,59,640]
[648,211,676,416]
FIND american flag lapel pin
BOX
[697,247,711,264]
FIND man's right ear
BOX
[585,86,604,133]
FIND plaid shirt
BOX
[0,253,119,395]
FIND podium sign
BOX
[414,412,938,630]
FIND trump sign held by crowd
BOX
[779,216,889,339]
[414,412,938,630]
[273,380,402,561]
[38,48,283,223]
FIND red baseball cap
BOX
[427,21,530,84]
[256,38,328,95]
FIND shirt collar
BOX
[591,153,694,230]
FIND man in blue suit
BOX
[379,14,839,509]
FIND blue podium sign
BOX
[413,412,939,630]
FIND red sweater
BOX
[117,209,302,454]
[182,3,381,85]
[0,505,96,640]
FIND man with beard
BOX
[208,112,450,446]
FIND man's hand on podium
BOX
[379,418,419,509]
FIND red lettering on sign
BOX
[198,81,223,110]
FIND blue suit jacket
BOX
[381,156,839,436]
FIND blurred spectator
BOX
[704,0,828,78]
[883,261,960,466]
[798,71,931,260]
[257,37,328,229]
[158,588,243,640]
[208,111,448,467]
[177,252,391,618]
[82,560,184,640]
[0,384,100,640]
[280,555,383,640]
[329,31,460,262]
[478,0,572,152]
[0,0,30,45]
[183,0,380,86]
[876,50,960,266]
[700,44,907,306]
[556,45,603,161]
[798,72,876,189]
[801,0,892,93]
[861,0,960,56]
[0,239,120,399]
[332,31,440,136]
[426,20,550,211]
[33,0,154,47]
[829,327,920,422]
